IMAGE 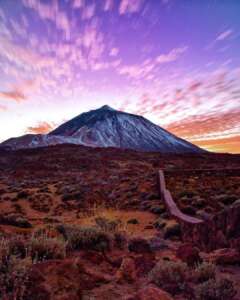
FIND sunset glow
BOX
[0,0,239,153]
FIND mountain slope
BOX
[0,105,205,153]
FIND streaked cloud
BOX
[0,0,239,153]
[0,89,26,102]
[156,46,188,64]
[26,121,55,134]
[119,0,144,14]
[216,29,233,41]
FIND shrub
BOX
[0,237,11,262]
[28,235,66,261]
[195,278,236,300]
[8,236,27,259]
[95,217,121,232]
[163,221,181,239]
[0,237,31,299]
[17,191,29,199]
[0,214,32,228]
[0,256,31,299]
[127,218,139,225]
[114,232,127,250]
[193,262,216,283]
[149,260,187,294]
[57,224,110,252]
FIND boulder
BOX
[208,248,240,265]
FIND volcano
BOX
[0,105,204,153]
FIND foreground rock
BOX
[25,259,112,300]
[126,284,174,300]
[181,203,240,251]
[207,248,240,265]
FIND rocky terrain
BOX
[0,144,240,300]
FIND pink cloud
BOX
[156,46,188,64]
[0,89,26,102]
[26,121,55,134]
[104,0,113,11]
[0,104,7,111]
[110,47,119,57]
[119,0,144,14]
[81,4,95,20]
[0,79,39,102]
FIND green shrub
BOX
[195,278,236,300]
[149,260,187,294]
[28,235,66,261]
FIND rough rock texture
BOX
[126,284,174,300]
[207,248,240,265]
[181,203,240,251]
[25,259,112,300]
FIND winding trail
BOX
[158,170,203,224]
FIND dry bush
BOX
[95,216,121,233]
[192,262,216,283]
[149,259,188,294]
[28,235,66,261]
[195,278,236,300]
[0,237,31,300]
[57,224,111,252]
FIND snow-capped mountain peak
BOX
[0,106,205,153]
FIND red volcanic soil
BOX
[0,144,240,300]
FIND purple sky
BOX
[0,0,239,153]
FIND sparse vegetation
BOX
[57,224,111,252]
[192,262,216,283]
[149,260,188,294]
[0,237,31,299]
[163,221,181,239]
[195,278,236,300]
[28,234,66,261]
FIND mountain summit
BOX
[0,105,204,153]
